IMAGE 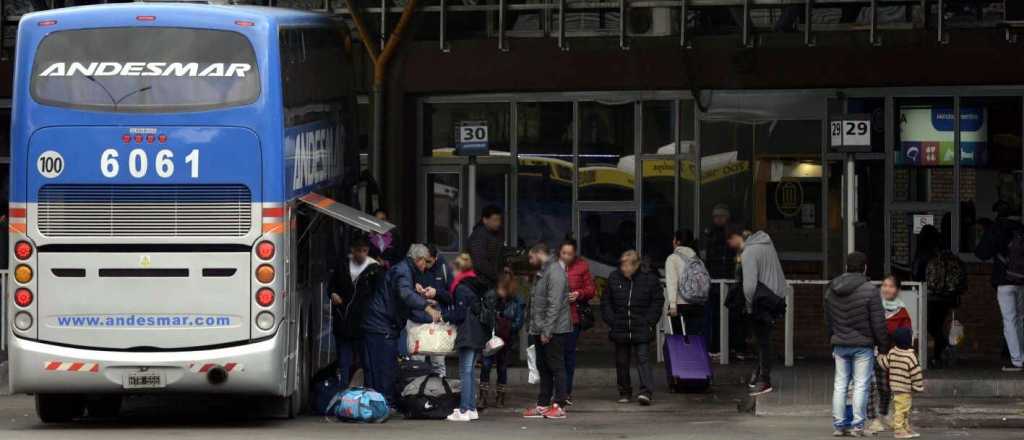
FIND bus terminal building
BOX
[2,1,1024,364]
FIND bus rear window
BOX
[31,27,260,113]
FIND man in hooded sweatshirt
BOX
[824,252,889,437]
[726,225,788,396]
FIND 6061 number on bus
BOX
[101,148,200,179]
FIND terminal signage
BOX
[830,114,872,152]
[454,121,489,156]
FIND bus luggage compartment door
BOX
[36,251,251,350]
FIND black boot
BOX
[495,384,506,408]
[478,381,490,409]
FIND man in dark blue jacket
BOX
[362,243,442,404]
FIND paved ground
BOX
[0,388,1019,440]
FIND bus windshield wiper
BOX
[84,75,151,110]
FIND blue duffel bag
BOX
[326,387,390,423]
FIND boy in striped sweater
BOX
[878,328,924,439]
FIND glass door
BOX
[421,166,464,260]
[576,207,639,279]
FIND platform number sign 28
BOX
[37,150,64,178]
[830,115,871,152]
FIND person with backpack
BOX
[443,253,489,422]
[824,252,889,437]
[479,273,526,409]
[558,240,596,405]
[727,226,788,396]
[913,224,965,369]
[975,201,1024,372]
[329,235,382,387]
[601,250,665,405]
[665,229,710,336]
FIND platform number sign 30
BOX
[37,150,64,178]
[458,123,488,145]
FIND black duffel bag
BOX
[399,374,460,420]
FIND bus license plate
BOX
[123,372,165,389]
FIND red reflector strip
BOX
[9,208,26,218]
[9,223,27,233]
[44,361,100,372]
[189,362,244,373]
[262,207,284,218]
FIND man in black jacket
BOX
[330,235,383,385]
[824,252,888,437]
[974,201,1024,372]
[468,205,504,288]
[601,250,665,406]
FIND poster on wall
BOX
[896,106,988,167]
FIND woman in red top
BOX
[867,275,913,434]
[559,240,596,405]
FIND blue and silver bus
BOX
[4,3,385,421]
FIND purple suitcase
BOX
[663,334,713,392]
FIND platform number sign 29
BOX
[830,115,872,152]
[455,121,489,156]
[37,150,64,178]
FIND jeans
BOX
[564,327,581,396]
[362,333,399,404]
[832,346,875,430]
[481,346,510,385]
[397,327,409,357]
[458,348,477,411]
[751,318,775,383]
[867,358,891,419]
[412,355,447,377]
[672,304,705,336]
[997,285,1024,367]
[533,334,568,407]
[614,342,653,397]
[336,338,362,386]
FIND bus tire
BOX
[35,394,85,423]
[85,395,122,419]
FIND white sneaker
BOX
[446,409,470,422]
[465,409,479,420]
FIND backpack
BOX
[398,374,460,420]
[310,372,346,416]
[326,387,390,423]
[1001,229,1024,285]
[925,250,966,299]
[677,254,711,305]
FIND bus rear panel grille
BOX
[37,184,253,237]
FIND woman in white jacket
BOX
[664,229,704,336]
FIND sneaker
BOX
[522,406,549,418]
[1002,362,1023,372]
[894,431,914,439]
[832,429,848,437]
[564,397,574,407]
[637,394,652,406]
[748,382,774,396]
[847,428,866,437]
[617,396,631,404]
[544,404,567,419]
[907,430,921,438]
[465,409,479,420]
[867,418,887,433]
[446,409,470,422]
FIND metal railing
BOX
[657,279,930,369]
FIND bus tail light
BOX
[255,288,275,307]
[136,15,156,21]
[14,264,33,283]
[14,312,33,331]
[14,288,33,307]
[14,241,33,260]
[255,264,274,283]
[38,20,57,27]
[255,312,274,330]
[235,20,255,27]
[256,241,275,260]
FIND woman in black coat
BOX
[442,253,489,421]
[601,250,664,405]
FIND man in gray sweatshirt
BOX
[524,242,572,419]
[727,227,788,396]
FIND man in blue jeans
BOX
[824,252,889,437]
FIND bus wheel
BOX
[85,395,122,419]
[35,394,85,423]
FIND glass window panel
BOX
[580,210,637,270]
[890,211,953,280]
[426,173,462,252]
[517,102,573,249]
[893,98,956,203]
[699,120,753,230]
[424,102,511,158]
[642,101,675,154]
[642,159,675,270]
[753,120,823,254]
[475,165,511,244]
[579,101,635,201]
[960,96,1022,254]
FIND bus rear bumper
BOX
[7,330,288,396]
